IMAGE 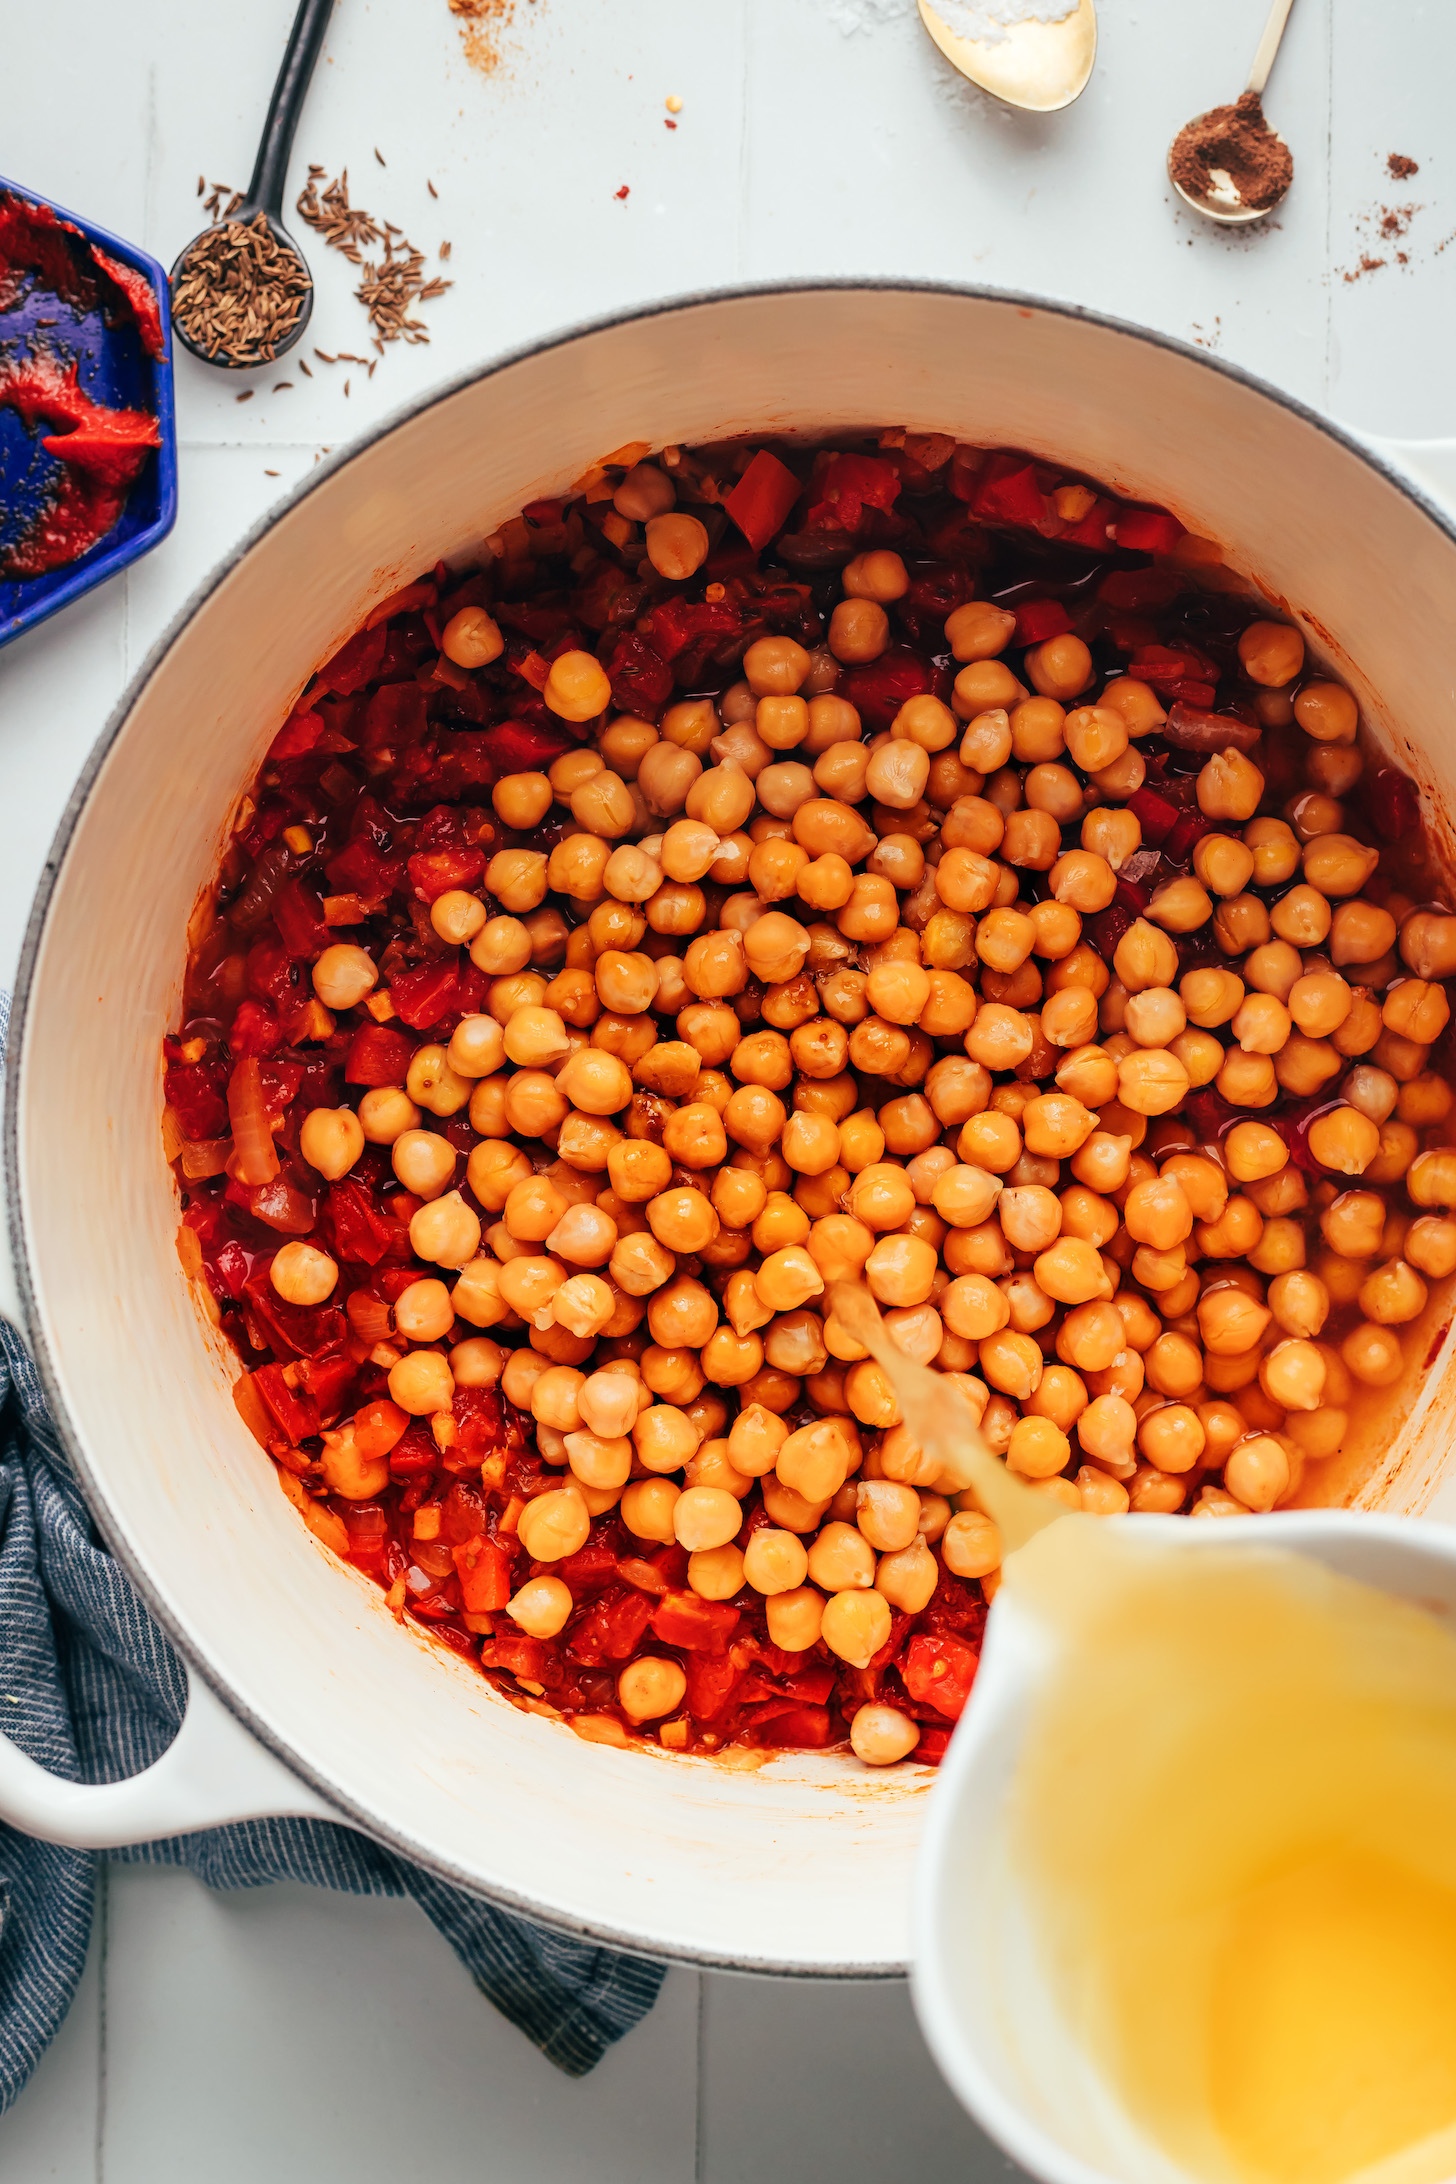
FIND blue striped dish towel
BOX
[0,995,662,2106]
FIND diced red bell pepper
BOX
[388,1422,439,1478]
[1127,785,1180,846]
[353,1398,410,1458]
[478,719,576,772]
[453,1535,513,1614]
[250,1362,319,1446]
[407,846,485,903]
[325,832,406,900]
[1012,597,1072,645]
[452,1386,505,1461]
[228,1000,285,1061]
[327,1178,411,1265]
[643,597,742,662]
[650,1591,741,1654]
[567,1587,655,1664]
[749,1705,836,1749]
[839,645,932,734]
[598,632,674,721]
[389,955,466,1030]
[298,1345,357,1422]
[972,461,1047,530]
[804,452,901,534]
[316,623,387,696]
[1097,567,1187,613]
[272,877,330,957]
[556,1526,627,1591]
[344,1023,414,1086]
[1163,810,1210,862]
[1115,507,1184,555]
[165,1061,228,1140]
[723,448,801,553]
[490,1633,550,1685]
[267,710,325,762]
[901,1633,980,1721]
[359,680,429,753]
[686,1651,744,1721]
[1058,497,1119,551]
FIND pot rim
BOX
[8,276,1455,1974]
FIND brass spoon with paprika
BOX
[169,0,333,368]
[917,0,1097,114]
[1168,0,1298,224]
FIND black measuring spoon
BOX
[170,0,334,368]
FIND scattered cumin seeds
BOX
[236,389,254,402]
[375,147,386,165]
[172,211,309,364]
[343,378,351,395]
[273,382,293,392]
[440,240,452,259]
[295,166,451,348]
[427,179,438,198]
[299,358,313,377]
[264,468,280,476]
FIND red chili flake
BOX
[614,185,630,200]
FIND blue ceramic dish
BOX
[0,176,177,650]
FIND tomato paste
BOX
[0,191,164,580]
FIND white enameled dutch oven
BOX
[4,284,1456,1979]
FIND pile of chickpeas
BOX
[259,455,1456,1767]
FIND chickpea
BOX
[390,1129,457,1202]
[619,1478,680,1545]
[1359,1259,1428,1325]
[1198,750,1265,823]
[1239,620,1305,687]
[438,604,504,670]
[765,1586,825,1652]
[672,1487,743,1553]
[1306,1106,1380,1177]
[1294,680,1358,743]
[298,1105,365,1182]
[1224,1435,1289,1513]
[617,1656,689,1725]
[1139,1404,1206,1474]
[268,1240,337,1307]
[1400,911,1456,981]
[540,649,610,724]
[850,1705,921,1767]
[388,1350,455,1417]
[1340,1321,1406,1387]
[312,944,377,1010]
[820,1588,893,1670]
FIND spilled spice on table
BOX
[448,0,540,78]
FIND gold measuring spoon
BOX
[917,0,1097,114]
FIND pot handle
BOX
[1361,434,1456,524]
[0,1671,342,1849]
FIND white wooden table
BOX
[0,2,1450,2175]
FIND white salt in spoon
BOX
[916,0,1097,113]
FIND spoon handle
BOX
[247,0,335,219]
[1244,0,1296,98]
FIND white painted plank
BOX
[698,1971,1023,2184]
[100,1866,697,2184]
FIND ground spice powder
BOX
[1169,90,1293,213]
